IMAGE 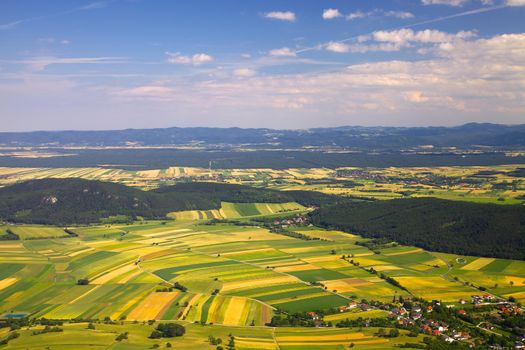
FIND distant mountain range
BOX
[1,123,525,149]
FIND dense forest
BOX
[2,178,524,260]
[0,179,331,225]
[310,198,525,260]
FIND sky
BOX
[0,0,524,131]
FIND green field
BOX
[168,201,307,220]
[1,196,524,348]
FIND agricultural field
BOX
[0,163,524,348]
[1,164,524,204]
[168,202,307,220]
[1,211,524,348]
[0,321,427,350]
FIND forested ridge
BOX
[0,179,330,225]
[1,178,524,260]
[310,198,525,260]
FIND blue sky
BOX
[0,0,524,131]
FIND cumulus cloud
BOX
[233,68,257,77]
[372,28,475,45]
[269,47,296,57]
[264,11,296,22]
[322,8,342,20]
[111,33,525,126]
[325,42,350,53]
[165,52,214,66]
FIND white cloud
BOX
[384,11,415,19]
[233,68,257,77]
[506,0,525,5]
[422,0,469,6]
[322,8,342,20]
[269,47,296,57]
[111,33,525,125]
[372,28,475,45]
[264,11,296,22]
[404,91,429,103]
[165,52,214,66]
[346,11,366,21]
[325,42,350,53]
[346,9,414,21]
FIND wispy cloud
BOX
[9,56,127,71]
[233,68,257,77]
[345,9,414,21]
[264,11,296,22]
[506,0,525,5]
[422,0,470,6]
[0,0,116,30]
[269,47,297,57]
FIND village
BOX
[303,293,525,349]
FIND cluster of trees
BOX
[270,228,322,241]
[32,325,63,335]
[173,282,187,292]
[0,229,19,241]
[310,197,525,260]
[149,323,185,338]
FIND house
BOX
[410,311,422,320]
[338,303,357,312]
[451,331,470,341]
[459,299,466,305]
[348,301,358,309]
[426,305,433,312]
[457,309,467,316]
[442,335,455,343]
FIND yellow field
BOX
[127,292,178,320]
[505,276,525,286]
[90,264,138,284]
[0,277,17,291]
[384,248,423,256]
[221,297,247,325]
[277,332,371,342]
[461,258,495,271]
[274,264,319,273]
[322,278,371,293]
[221,276,297,292]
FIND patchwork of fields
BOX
[1,211,525,348]
[1,164,524,204]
